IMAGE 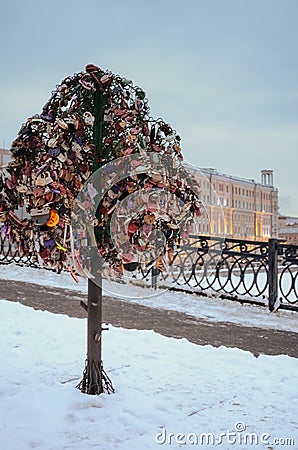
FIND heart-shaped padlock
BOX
[48,147,61,158]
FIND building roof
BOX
[279,227,298,234]
[199,167,277,190]
[285,217,298,226]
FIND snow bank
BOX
[0,300,297,449]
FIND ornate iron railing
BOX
[277,242,298,306]
[0,227,297,311]
[145,236,298,312]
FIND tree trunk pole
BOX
[85,69,105,394]
[77,66,114,395]
[86,250,103,394]
[87,278,102,367]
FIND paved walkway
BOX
[0,279,297,358]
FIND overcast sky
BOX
[0,0,297,215]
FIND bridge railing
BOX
[0,226,297,312]
[145,236,298,312]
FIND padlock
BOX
[79,78,94,91]
[34,197,46,208]
[119,120,127,128]
[100,72,113,84]
[107,187,120,200]
[30,207,50,226]
[83,112,95,126]
[72,177,82,191]
[64,117,77,133]
[134,99,143,111]
[57,153,67,163]
[72,141,81,153]
[123,260,139,272]
[127,222,138,234]
[35,172,47,187]
[48,147,61,158]
[56,118,68,130]
[16,184,28,194]
[113,108,125,117]
[64,167,74,182]
[56,183,67,196]
[39,248,51,261]
[47,209,60,227]
[44,171,53,185]
[44,237,56,249]
[150,172,163,183]
[142,223,153,234]
[127,134,137,144]
[122,146,134,156]
[143,212,155,225]
[134,164,149,174]
[33,187,45,198]
[47,136,59,148]
[130,127,141,136]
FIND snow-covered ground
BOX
[0,300,297,450]
[0,263,297,332]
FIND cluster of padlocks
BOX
[0,64,201,279]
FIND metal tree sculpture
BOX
[0,64,202,395]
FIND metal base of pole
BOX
[76,359,114,395]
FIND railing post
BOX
[151,266,158,290]
[268,238,278,312]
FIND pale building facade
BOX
[278,216,298,245]
[0,148,10,167]
[197,168,278,241]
